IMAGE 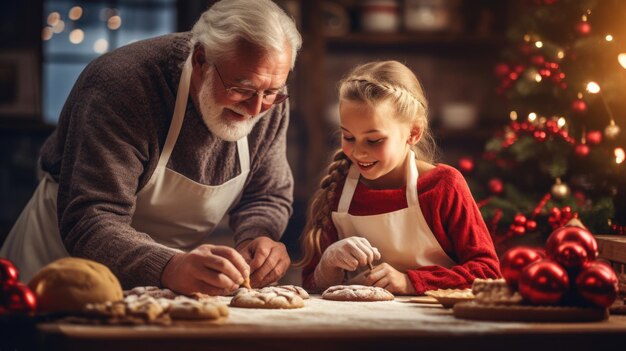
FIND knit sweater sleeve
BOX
[407,166,502,294]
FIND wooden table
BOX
[12,295,626,351]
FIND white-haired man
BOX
[1,0,302,295]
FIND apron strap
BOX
[236,137,250,172]
[337,165,360,213]
[156,55,192,170]
[406,150,419,207]
[337,150,420,212]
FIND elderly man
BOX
[1,0,302,296]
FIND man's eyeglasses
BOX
[213,64,289,105]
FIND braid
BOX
[294,149,351,267]
[347,78,423,110]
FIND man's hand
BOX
[161,244,250,296]
[236,236,290,288]
[366,263,416,295]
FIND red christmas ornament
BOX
[488,178,504,195]
[494,63,510,78]
[530,55,545,66]
[0,258,19,284]
[571,99,587,114]
[533,130,547,142]
[576,21,591,35]
[575,261,618,308]
[551,242,589,269]
[500,247,545,288]
[2,282,37,314]
[526,220,538,231]
[518,260,570,305]
[574,143,590,157]
[458,157,474,174]
[586,130,603,145]
[546,225,598,262]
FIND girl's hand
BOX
[366,263,416,295]
[320,237,381,271]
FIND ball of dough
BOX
[28,257,123,313]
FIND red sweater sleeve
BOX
[406,165,501,294]
[301,164,501,293]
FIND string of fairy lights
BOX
[497,8,625,166]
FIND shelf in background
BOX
[325,33,505,52]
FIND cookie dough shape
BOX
[28,257,123,313]
[169,296,229,320]
[321,285,394,302]
[230,289,305,309]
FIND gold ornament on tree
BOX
[604,119,621,140]
[585,82,621,140]
[551,178,571,199]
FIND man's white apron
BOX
[1,56,250,282]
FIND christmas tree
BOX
[461,0,626,253]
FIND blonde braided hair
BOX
[294,150,351,267]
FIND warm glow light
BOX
[586,82,600,94]
[47,12,60,26]
[510,111,518,121]
[535,73,542,82]
[42,27,53,41]
[93,38,109,54]
[557,50,565,59]
[605,35,613,41]
[528,113,537,122]
[619,53,626,69]
[69,29,84,44]
[557,117,566,128]
[535,41,543,48]
[107,15,122,30]
[52,20,65,34]
[616,148,625,164]
[523,35,531,42]
[69,6,83,21]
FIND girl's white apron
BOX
[331,151,455,279]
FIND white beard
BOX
[197,75,268,142]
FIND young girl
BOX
[298,61,501,295]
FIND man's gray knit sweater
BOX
[39,33,294,288]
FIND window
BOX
[42,0,176,123]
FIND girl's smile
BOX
[340,99,413,189]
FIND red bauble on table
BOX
[500,247,544,288]
[575,261,618,308]
[518,260,570,305]
[2,282,37,314]
[551,241,589,269]
[546,225,598,262]
[0,258,19,284]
